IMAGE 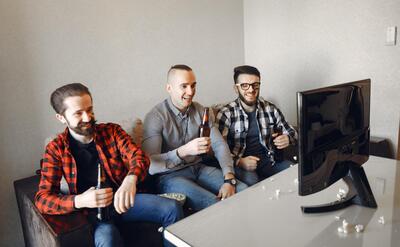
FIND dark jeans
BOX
[88,193,183,247]
[235,159,293,186]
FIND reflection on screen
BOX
[302,85,369,177]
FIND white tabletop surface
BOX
[164,156,400,247]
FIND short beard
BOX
[238,91,259,107]
[67,118,96,137]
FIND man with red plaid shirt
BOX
[35,83,182,247]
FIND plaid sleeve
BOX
[34,142,76,215]
[216,107,231,140]
[113,124,150,182]
[216,107,241,165]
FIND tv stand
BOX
[302,164,377,213]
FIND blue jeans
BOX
[89,193,183,247]
[156,163,248,211]
[235,159,293,186]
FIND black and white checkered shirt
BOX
[216,97,297,165]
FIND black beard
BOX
[238,91,259,106]
[67,119,96,137]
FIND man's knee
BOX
[158,176,194,193]
[94,223,123,247]
[235,168,259,187]
[159,199,184,225]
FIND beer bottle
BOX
[199,107,211,137]
[272,125,284,162]
[97,163,110,221]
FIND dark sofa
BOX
[14,174,163,247]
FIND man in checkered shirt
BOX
[216,65,297,186]
[35,83,182,247]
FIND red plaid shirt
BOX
[35,123,150,215]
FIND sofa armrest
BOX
[14,175,93,247]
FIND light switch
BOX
[386,26,397,46]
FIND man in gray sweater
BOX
[143,64,247,211]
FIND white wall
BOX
[244,0,400,156]
[0,0,244,245]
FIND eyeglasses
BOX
[237,82,260,90]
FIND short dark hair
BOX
[233,65,261,84]
[50,83,92,114]
[168,64,192,74]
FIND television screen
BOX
[297,79,377,213]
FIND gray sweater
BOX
[142,98,234,176]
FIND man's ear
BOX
[166,83,172,93]
[56,113,66,124]
[233,84,239,94]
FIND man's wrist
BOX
[223,178,237,187]
[74,195,81,209]
[176,148,184,160]
[224,172,235,180]
[124,175,138,185]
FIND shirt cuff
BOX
[128,167,144,182]
[72,195,79,210]
[165,149,183,169]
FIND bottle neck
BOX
[201,108,209,126]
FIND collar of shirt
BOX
[235,97,263,117]
[167,97,192,119]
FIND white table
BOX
[164,156,400,247]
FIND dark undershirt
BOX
[243,111,268,158]
[68,134,113,194]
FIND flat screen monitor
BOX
[297,79,377,213]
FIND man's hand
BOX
[273,134,290,149]
[238,156,260,171]
[114,175,137,214]
[217,172,236,200]
[74,187,113,209]
[217,183,235,200]
[177,137,211,157]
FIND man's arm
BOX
[211,110,237,198]
[34,143,77,215]
[142,111,184,175]
[210,110,234,176]
[35,142,114,215]
[216,108,230,140]
[113,124,150,182]
[143,110,213,175]
[272,105,298,147]
[216,108,242,166]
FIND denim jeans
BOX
[156,163,248,211]
[89,193,183,247]
[234,159,293,186]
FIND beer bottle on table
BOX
[199,107,210,138]
[97,163,110,221]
